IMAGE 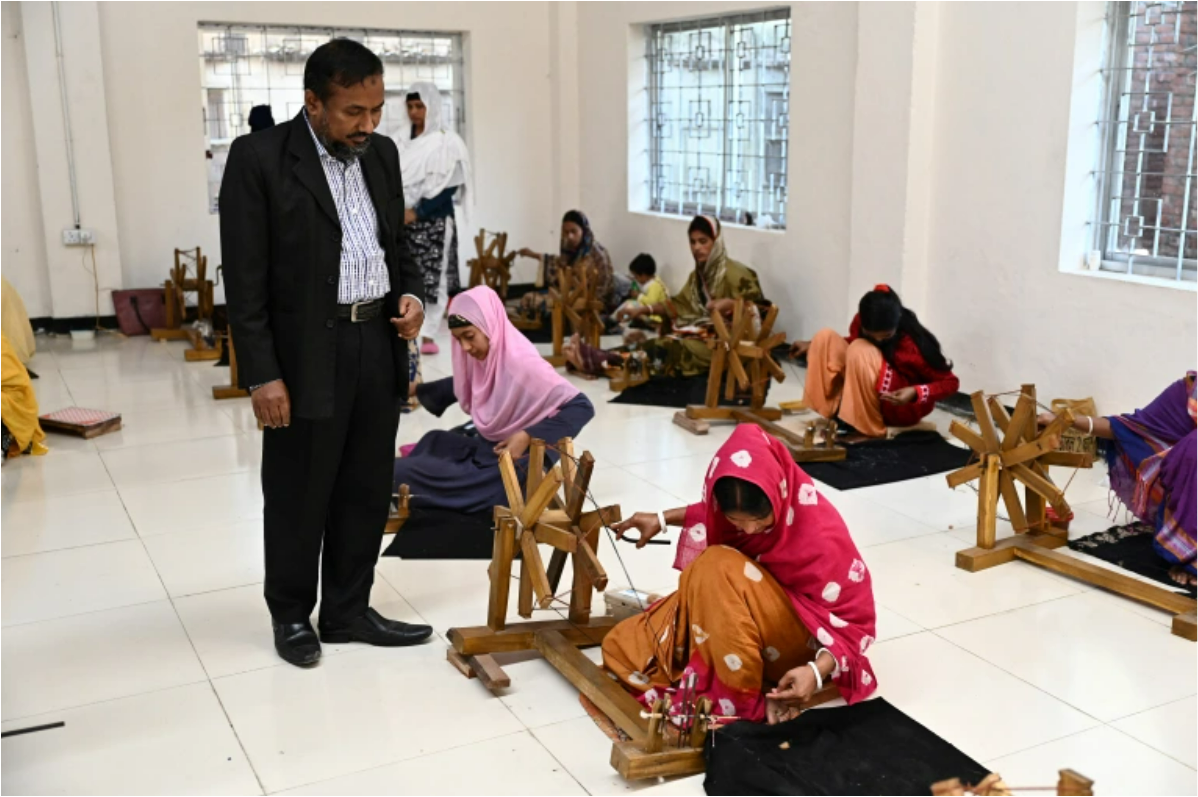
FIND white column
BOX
[846,1,939,313]
[21,1,124,319]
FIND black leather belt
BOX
[336,298,385,322]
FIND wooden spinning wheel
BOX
[949,385,1196,641]
[946,387,1085,549]
[545,263,605,366]
[152,247,215,346]
[932,768,1094,796]
[676,302,845,463]
[468,229,516,298]
[495,438,613,619]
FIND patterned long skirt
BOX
[602,546,813,724]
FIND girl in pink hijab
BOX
[393,286,594,514]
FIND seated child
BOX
[615,254,669,329]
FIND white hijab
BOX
[394,82,471,207]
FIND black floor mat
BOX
[801,430,971,490]
[609,375,762,409]
[1068,520,1197,596]
[704,698,988,796]
[381,507,495,559]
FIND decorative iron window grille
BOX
[1094,1,1196,281]
[646,9,791,230]
[199,23,465,214]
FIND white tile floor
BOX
[2,332,1194,796]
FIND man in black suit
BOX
[220,39,432,666]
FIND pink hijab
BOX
[675,425,879,704]
[449,286,581,442]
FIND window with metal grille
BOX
[645,9,791,230]
[1094,1,1196,282]
[199,23,466,214]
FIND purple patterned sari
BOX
[1105,372,1197,574]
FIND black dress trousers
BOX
[261,313,402,624]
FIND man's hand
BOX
[789,340,811,360]
[391,296,424,340]
[517,248,540,259]
[880,386,918,405]
[403,208,417,225]
[252,380,291,429]
[493,430,531,459]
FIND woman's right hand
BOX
[613,512,664,548]
[517,248,539,259]
[789,340,810,359]
[1037,411,1056,427]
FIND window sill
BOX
[629,208,787,235]
[1061,266,1197,292]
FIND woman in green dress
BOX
[640,215,766,376]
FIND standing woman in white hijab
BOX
[394,82,472,355]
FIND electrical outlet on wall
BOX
[61,228,96,246]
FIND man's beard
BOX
[313,114,370,160]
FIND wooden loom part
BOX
[931,767,1094,796]
[152,248,217,359]
[947,385,1195,640]
[675,303,841,463]
[468,229,517,298]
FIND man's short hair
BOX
[304,39,384,103]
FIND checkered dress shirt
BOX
[305,112,391,305]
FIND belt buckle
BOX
[350,300,366,323]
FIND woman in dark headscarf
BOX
[517,210,617,316]
[248,105,275,133]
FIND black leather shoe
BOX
[319,607,433,647]
[273,620,322,667]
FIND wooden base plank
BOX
[672,411,710,435]
[534,630,648,743]
[954,531,1066,572]
[1011,539,1197,616]
[212,385,248,400]
[610,743,704,781]
[1172,611,1196,642]
[184,347,222,362]
[150,328,189,341]
[448,616,619,656]
[446,648,476,679]
[468,653,511,691]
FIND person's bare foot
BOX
[1169,565,1197,587]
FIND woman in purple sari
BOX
[1041,372,1196,586]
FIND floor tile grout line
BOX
[256,728,557,795]
[927,623,1114,730]
[0,677,211,727]
[1103,718,1198,773]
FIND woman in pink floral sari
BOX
[605,425,878,725]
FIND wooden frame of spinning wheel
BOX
[443,436,841,780]
[947,385,1196,641]
[674,303,847,463]
[468,229,517,299]
[544,263,604,367]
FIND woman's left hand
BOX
[767,663,819,706]
[880,386,918,405]
[494,430,531,459]
[765,696,802,726]
[403,208,417,225]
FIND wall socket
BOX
[62,228,96,246]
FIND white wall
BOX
[577,2,860,343]
[94,1,562,299]
[577,0,1194,410]
[1,1,52,318]
[925,1,1196,410]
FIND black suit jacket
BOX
[219,112,422,419]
